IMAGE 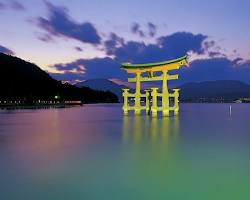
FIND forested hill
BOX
[0,53,118,103]
[180,80,250,102]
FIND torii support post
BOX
[162,70,170,117]
[151,87,158,117]
[122,88,129,115]
[173,89,180,115]
[145,89,150,114]
[134,72,141,115]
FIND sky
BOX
[0,0,250,85]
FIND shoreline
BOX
[1,102,249,110]
[0,104,82,110]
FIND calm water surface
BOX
[0,103,250,200]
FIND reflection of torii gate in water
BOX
[121,55,188,117]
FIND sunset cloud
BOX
[131,22,157,38]
[50,57,125,82]
[131,23,145,37]
[10,1,25,11]
[75,47,83,52]
[36,2,101,45]
[0,45,15,55]
[0,2,5,10]
[49,31,218,82]
[147,22,157,37]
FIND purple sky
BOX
[0,0,250,84]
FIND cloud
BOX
[157,32,208,56]
[110,32,209,63]
[37,33,54,42]
[36,2,101,44]
[10,1,25,11]
[50,54,250,85]
[47,29,250,84]
[208,51,225,58]
[180,58,232,83]
[147,22,157,37]
[0,45,15,55]
[49,31,211,82]
[75,46,83,52]
[50,57,126,82]
[235,59,250,69]
[179,57,250,84]
[104,33,124,55]
[131,23,145,37]
[0,2,5,10]
[0,1,25,11]
[131,22,157,38]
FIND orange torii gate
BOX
[121,55,188,117]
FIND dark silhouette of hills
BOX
[180,80,250,102]
[76,78,250,103]
[0,53,118,103]
[1,52,250,104]
[75,79,126,102]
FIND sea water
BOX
[0,103,250,200]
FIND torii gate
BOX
[121,55,188,117]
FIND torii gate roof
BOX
[121,55,188,69]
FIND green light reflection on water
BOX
[120,114,250,200]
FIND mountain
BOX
[76,79,125,102]
[75,78,250,103]
[180,80,250,102]
[0,53,118,103]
